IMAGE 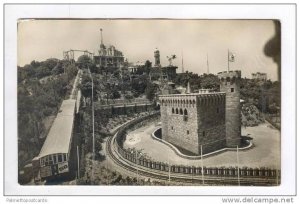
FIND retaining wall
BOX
[113,113,280,181]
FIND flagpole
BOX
[181,51,184,73]
[227,49,230,72]
[207,53,209,74]
[237,145,240,186]
[77,145,80,179]
[201,145,204,185]
[168,155,171,184]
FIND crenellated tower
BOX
[218,70,242,147]
[154,49,161,67]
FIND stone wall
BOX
[218,70,242,147]
[115,112,160,148]
[95,103,155,117]
[197,94,226,154]
[160,93,226,155]
[160,95,199,154]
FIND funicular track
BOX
[106,131,279,186]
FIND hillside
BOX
[241,103,265,127]
[18,59,78,172]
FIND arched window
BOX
[184,109,188,116]
[175,108,179,114]
[172,108,175,114]
[179,108,183,115]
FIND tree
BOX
[17,58,78,176]
[77,55,93,69]
[51,62,64,75]
[42,58,59,70]
[131,75,148,96]
[30,60,41,68]
[35,65,51,78]
[111,89,121,99]
[65,64,78,82]
[79,74,96,99]
[145,82,156,101]
[200,74,219,90]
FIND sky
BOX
[18,19,279,81]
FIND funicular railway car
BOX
[32,99,78,182]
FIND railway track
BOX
[105,133,279,186]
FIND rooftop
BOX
[37,99,76,158]
[159,92,225,97]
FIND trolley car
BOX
[32,99,77,181]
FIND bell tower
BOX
[154,48,160,67]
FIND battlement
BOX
[196,93,226,105]
[217,70,241,79]
[159,92,225,107]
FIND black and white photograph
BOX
[3,3,297,200]
[17,19,281,186]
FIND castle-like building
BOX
[150,49,178,81]
[93,29,125,72]
[159,70,241,155]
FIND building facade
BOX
[218,70,242,147]
[160,93,226,155]
[159,70,242,155]
[150,49,178,81]
[93,29,124,73]
[94,44,124,72]
[252,72,267,81]
[128,61,147,74]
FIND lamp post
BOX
[236,145,240,186]
[136,150,140,182]
[168,153,171,184]
[88,67,95,184]
[201,145,204,185]
[77,145,80,179]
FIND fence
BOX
[115,111,160,148]
[113,113,280,181]
[115,144,279,178]
[97,98,151,106]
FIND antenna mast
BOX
[182,51,184,73]
[100,28,103,45]
[207,53,209,74]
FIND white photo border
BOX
[3,3,296,196]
